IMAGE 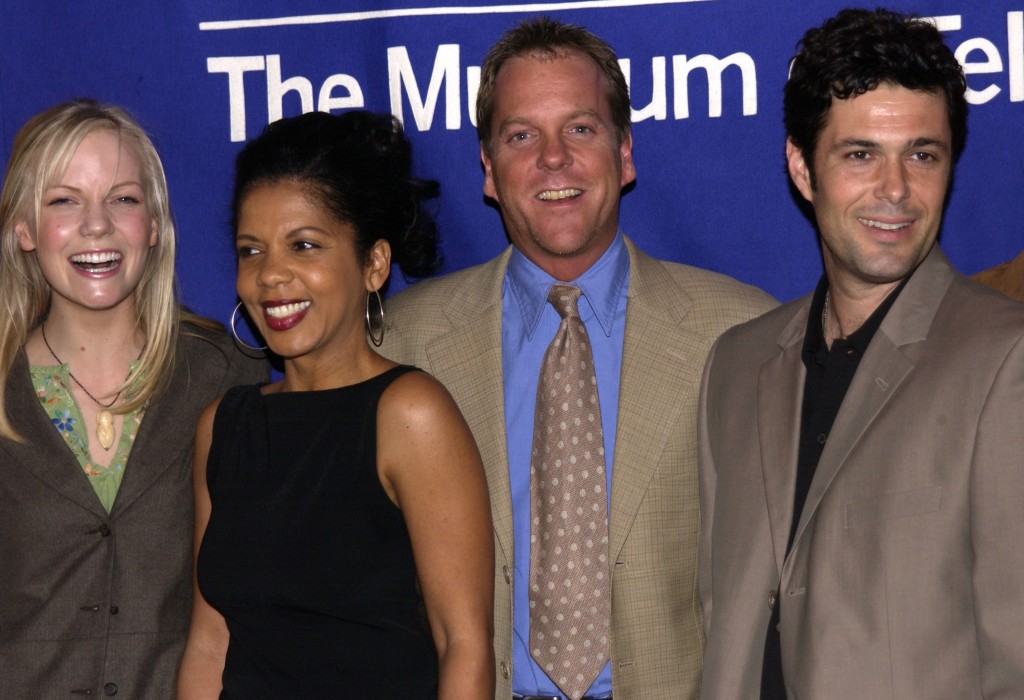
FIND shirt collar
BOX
[506,231,629,340]
[802,271,912,359]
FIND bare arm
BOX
[176,399,230,699]
[377,371,495,699]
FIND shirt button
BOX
[499,660,510,678]
[817,433,827,445]
[109,605,119,615]
[768,590,778,610]
[502,565,511,583]
[98,524,112,537]
[103,683,118,696]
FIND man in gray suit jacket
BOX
[699,8,1024,699]
[381,17,774,700]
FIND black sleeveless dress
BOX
[197,366,438,699]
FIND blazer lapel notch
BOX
[789,329,915,554]
[6,352,108,517]
[608,245,701,559]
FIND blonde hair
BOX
[0,99,191,440]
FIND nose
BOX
[82,201,113,238]
[537,134,573,171]
[255,248,292,288]
[875,157,910,204]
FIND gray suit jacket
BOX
[0,324,266,700]
[699,247,1024,699]
[382,236,776,699]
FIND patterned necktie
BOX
[529,283,611,700]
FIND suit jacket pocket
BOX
[843,486,942,530]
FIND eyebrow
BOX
[284,226,332,239]
[235,226,334,242]
[831,137,949,152]
[46,180,145,192]
[496,109,605,133]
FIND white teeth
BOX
[537,188,581,201]
[71,251,122,264]
[265,301,311,318]
[859,218,910,231]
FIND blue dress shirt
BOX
[502,232,629,698]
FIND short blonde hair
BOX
[0,99,181,440]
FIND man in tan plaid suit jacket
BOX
[380,18,775,700]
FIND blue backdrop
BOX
[1,0,1021,322]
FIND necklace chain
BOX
[819,288,827,335]
[40,324,127,409]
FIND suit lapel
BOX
[111,342,194,516]
[5,350,107,517]
[789,247,954,553]
[609,241,704,560]
[758,305,809,575]
[424,252,514,560]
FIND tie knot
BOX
[548,284,582,320]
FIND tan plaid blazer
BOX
[382,236,775,699]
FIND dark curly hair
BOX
[232,110,441,279]
[476,17,631,155]
[784,7,967,182]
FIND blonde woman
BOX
[0,100,266,699]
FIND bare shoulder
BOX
[377,369,462,428]
[375,369,482,507]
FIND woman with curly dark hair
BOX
[178,111,494,699]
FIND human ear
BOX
[619,129,636,187]
[481,142,497,201]
[786,138,814,202]
[365,239,392,292]
[14,221,36,252]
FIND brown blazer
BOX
[381,236,776,699]
[699,247,1024,699]
[973,249,1024,303]
[0,324,266,700]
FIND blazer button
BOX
[502,565,511,583]
[103,683,118,696]
[499,660,510,678]
[768,590,778,610]
[98,524,111,537]
[109,605,119,615]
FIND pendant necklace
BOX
[40,324,136,451]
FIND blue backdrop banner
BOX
[1,0,1021,319]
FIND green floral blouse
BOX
[31,363,144,513]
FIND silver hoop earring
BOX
[230,302,267,352]
[365,289,385,347]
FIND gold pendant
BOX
[96,410,115,450]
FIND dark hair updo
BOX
[232,110,441,279]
